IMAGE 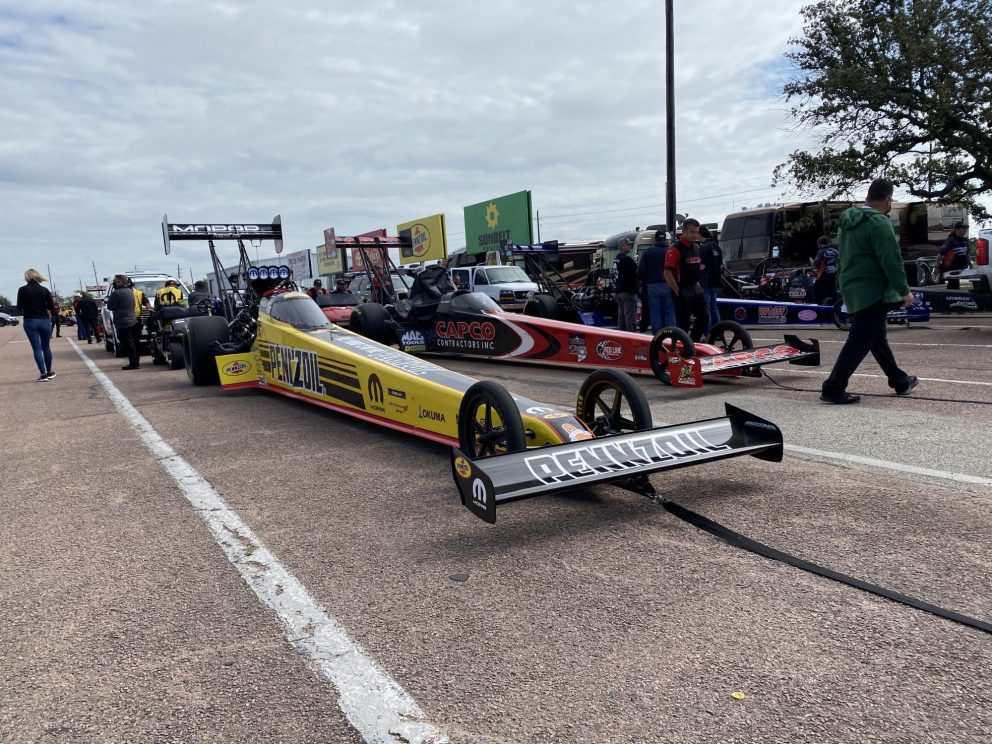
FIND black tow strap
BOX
[663,500,992,636]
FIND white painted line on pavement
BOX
[70,341,447,744]
[752,337,992,349]
[785,443,992,487]
[781,368,992,387]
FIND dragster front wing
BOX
[451,404,783,523]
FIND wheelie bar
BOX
[450,404,784,523]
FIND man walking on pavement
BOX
[820,178,918,404]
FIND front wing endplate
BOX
[451,404,783,523]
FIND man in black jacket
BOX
[78,292,101,343]
[107,275,140,369]
[612,235,638,331]
[698,226,723,333]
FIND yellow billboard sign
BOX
[317,227,346,275]
[396,214,447,265]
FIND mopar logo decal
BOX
[368,374,385,411]
[223,360,250,376]
[596,340,623,361]
[271,345,323,395]
[523,430,730,485]
[171,224,263,234]
[471,478,488,509]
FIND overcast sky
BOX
[0,0,954,301]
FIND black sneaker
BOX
[35,375,49,382]
[45,372,56,379]
[895,376,918,396]
[820,392,861,404]
[121,364,140,370]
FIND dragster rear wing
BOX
[162,214,283,255]
[451,404,783,523]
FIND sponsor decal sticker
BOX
[418,406,446,423]
[454,457,472,479]
[757,306,788,323]
[400,330,426,351]
[798,309,818,321]
[561,422,594,442]
[223,360,250,376]
[543,412,570,420]
[368,373,385,412]
[595,339,624,361]
[734,307,747,321]
[388,388,406,399]
[526,406,556,415]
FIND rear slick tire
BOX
[183,316,230,386]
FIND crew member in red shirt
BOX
[663,217,709,341]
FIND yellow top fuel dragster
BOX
[164,219,786,523]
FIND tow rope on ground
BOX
[662,500,992,637]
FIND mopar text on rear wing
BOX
[451,404,783,523]
[162,214,283,254]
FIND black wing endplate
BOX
[451,404,783,523]
[162,214,283,254]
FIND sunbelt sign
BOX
[463,190,533,255]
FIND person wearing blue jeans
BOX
[637,231,677,334]
[16,267,57,381]
[646,282,677,334]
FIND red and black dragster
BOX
[348,265,820,387]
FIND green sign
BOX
[463,190,533,255]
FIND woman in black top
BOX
[15,268,57,381]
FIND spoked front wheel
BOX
[576,368,652,435]
[706,320,753,351]
[457,381,527,459]
[649,327,696,385]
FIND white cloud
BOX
[4,0,975,301]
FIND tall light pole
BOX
[665,0,676,239]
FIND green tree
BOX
[775,0,992,219]
[0,295,11,306]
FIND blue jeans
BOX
[76,314,88,340]
[647,282,677,335]
[24,317,53,375]
[704,288,720,332]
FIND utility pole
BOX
[536,210,541,242]
[47,263,56,298]
[665,0,676,239]
[92,261,99,285]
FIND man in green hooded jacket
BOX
[820,178,918,404]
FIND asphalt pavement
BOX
[1,317,990,744]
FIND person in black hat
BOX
[306,279,329,299]
[331,278,350,294]
[612,235,639,331]
[938,221,970,289]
